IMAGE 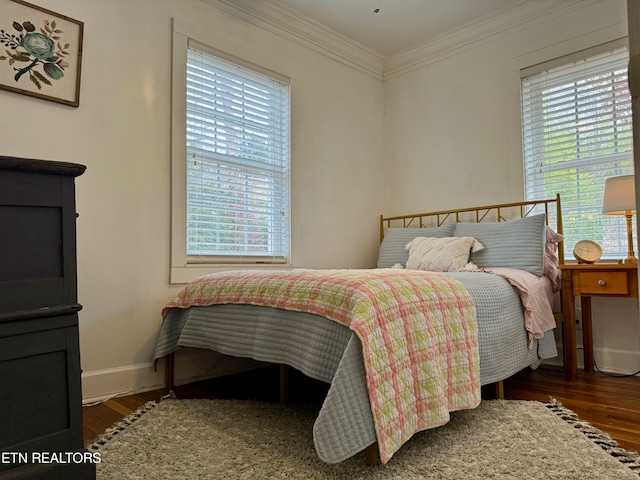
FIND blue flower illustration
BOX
[0,19,71,89]
[21,33,54,60]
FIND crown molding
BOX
[383,0,603,80]
[199,0,609,83]
[200,0,385,80]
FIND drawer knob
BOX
[597,280,606,286]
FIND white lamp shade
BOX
[602,174,636,215]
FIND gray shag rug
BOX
[90,397,640,479]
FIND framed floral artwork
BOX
[0,0,83,107]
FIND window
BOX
[171,22,291,282]
[521,41,634,260]
[186,45,290,261]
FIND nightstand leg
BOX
[561,271,578,380]
[581,297,594,373]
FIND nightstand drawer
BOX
[574,271,629,295]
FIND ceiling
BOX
[275,0,531,56]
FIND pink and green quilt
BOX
[165,268,480,463]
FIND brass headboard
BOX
[380,194,564,265]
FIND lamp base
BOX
[623,214,637,264]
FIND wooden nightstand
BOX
[559,263,638,380]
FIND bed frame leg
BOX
[279,364,288,405]
[481,380,505,400]
[494,380,504,400]
[165,353,175,391]
[364,442,380,466]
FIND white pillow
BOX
[405,236,484,272]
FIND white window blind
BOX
[522,45,635,260]
[186,44,290,263]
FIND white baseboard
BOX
[591,346,640,375]
[544,339,640,375]
[81,362,165,405]
[81,349,268,405]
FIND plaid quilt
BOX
[164,268,480,463]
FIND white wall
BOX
[383,0,640,374]
[0,0,385,401]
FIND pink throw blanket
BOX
[482,267,557,347]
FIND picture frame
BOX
[0,0,83,107]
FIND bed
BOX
[153,196,565,465]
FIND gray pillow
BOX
[453,214,546,276]
[377,224,456,268]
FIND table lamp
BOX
[602,174,637,264]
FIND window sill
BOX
[170,263,294,284]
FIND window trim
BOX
[520,38,628,78]
[170,19,292,283]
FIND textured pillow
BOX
[377,224,456,268]
[453,214,546,276]
[405,236,484,272]
[545,226,564,292]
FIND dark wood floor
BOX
[83,365,640,453]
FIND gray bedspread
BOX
[153,271,557,463]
